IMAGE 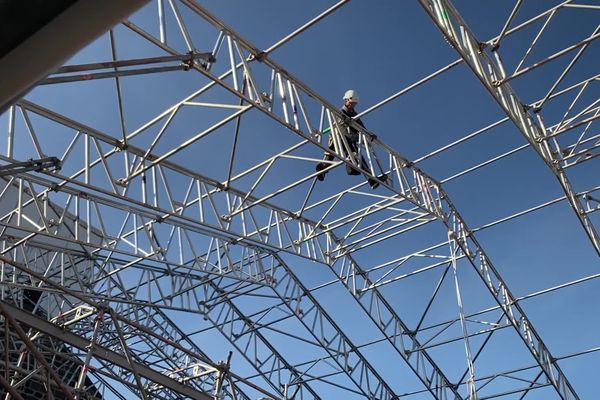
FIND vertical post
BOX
[152,166,158,208]
[213,352,232,400]
[283,384,288,400]
[84,134,91,243]
[158,0,167,43]
[4,314,8,383]
[448,227,477,400]
[74,310,103,399]
[7,106,15,158]
[16,179,22,227]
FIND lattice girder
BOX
[0,0,590,399]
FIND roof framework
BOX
[0,1,598,399]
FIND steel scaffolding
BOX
[0,1,597,399]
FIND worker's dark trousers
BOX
[321,139,368,175]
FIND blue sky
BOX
[3,1,599,398]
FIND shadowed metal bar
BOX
[0,0,149,114]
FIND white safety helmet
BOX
[343,89,359,103]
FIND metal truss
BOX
[0,1,596,399]
[0,181,307,398]
[0,252,276,400]
[0,298,222,400]
[0,157,61,178]
[419,0,600,255]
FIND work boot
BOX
[378,173,389,184]
[316,162,327,181]
[368,177,379,189]
[368,173,389,189]
[347,166,361,176]
[346,152,363,176]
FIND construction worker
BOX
[316,90,387,189]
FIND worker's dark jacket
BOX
[339,105,365,144]
[322,105,369,174]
